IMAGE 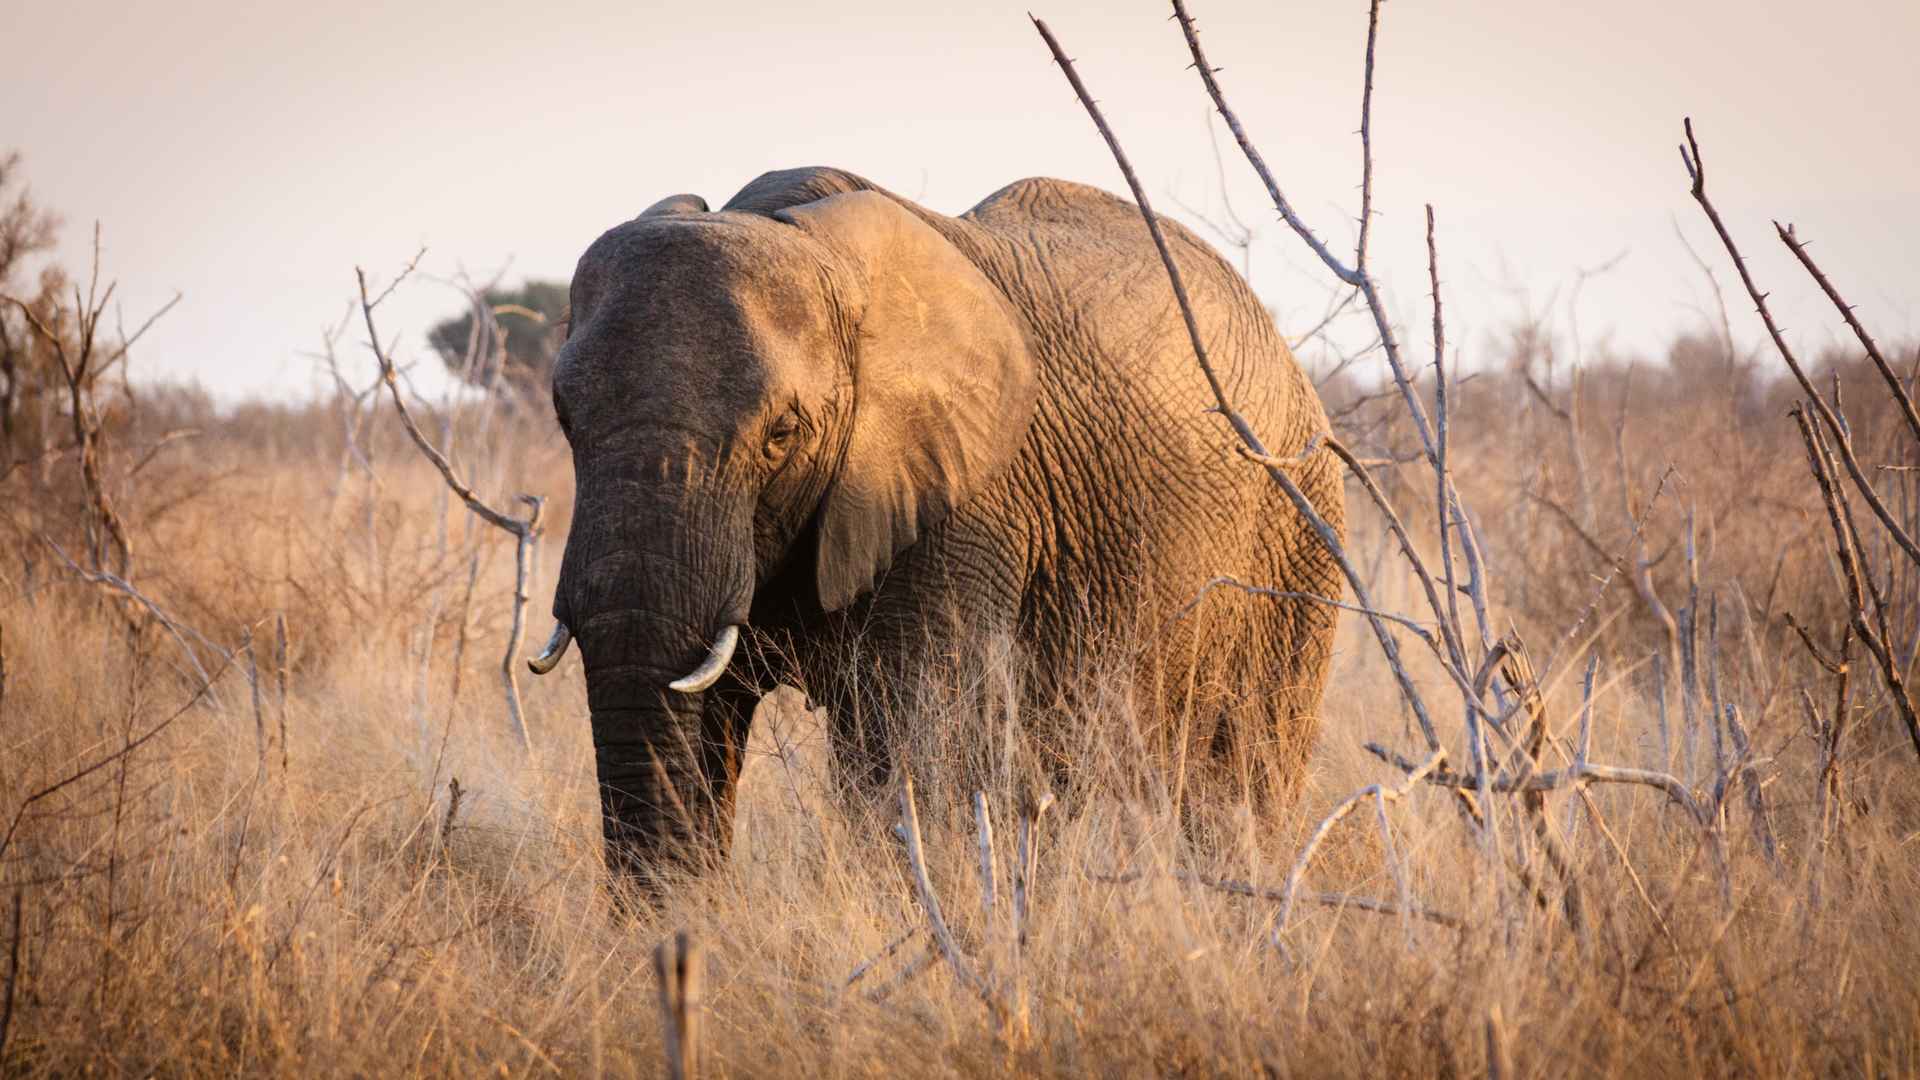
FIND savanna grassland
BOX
[4,257,1919,1077]
[2,0,1919,1057]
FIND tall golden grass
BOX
[2,301,1917,1074]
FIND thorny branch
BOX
[1680,120,1920,571]
[1791,406,1920,758]
[1775,222,1920,446]
[1679,119,1920,761]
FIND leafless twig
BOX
[1363,742,1709,826]
[1790,406,1920,757]
[356,259,545,751]
[1272,749,1448,941]
[896,772,998,1012]
[0,647,236,865]
[843,926,924,991]
[1033,11,1441,756]
[1679,120,1920,571]
[1775,223,1920,446]
[1093,869,1461,929]
[973,790,997,915]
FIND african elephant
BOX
[527,167,1345,886]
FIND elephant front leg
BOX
[807,556,1030,793]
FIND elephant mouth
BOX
[526,619,741,693]
[666,624,740,691]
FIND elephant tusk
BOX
[526,622,572,675]
[669,624,740,693]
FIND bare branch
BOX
[1033,11,1441,754]
[1790,406,1920,758]
[0,647,237,865]
[38,534,225,695]
[896,772,999,1013]
[1354,0,1382,274]
[1170,0,1444,475]
[355,260,544,750]
[1272,748,1448,940]
[0,889,17,1063]
[653,930,704,1080]
[1093,869,1461,929]
[1680,119,1920,569]
[1171,575,1440,644]
[842,927,924,992]
[1775,221,1920,446]
[357,266,530,537]
[1364,742,1709,826]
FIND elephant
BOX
[527,166,1345,887]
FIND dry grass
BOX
[2,331,1918,1077]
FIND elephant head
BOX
[529,173,1038,885]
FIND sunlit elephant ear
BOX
[639,193,708,217]
[776,191,1039,611]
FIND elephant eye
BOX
[763,414,800,461]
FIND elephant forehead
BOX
[581,223,834,355]
[556,220,844,424]
[581,217,829,326]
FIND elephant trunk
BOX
[589,700,717,885]
[559,470,756,887]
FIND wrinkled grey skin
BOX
[548,168,1344,887]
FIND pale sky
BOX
[5,0,1917,402]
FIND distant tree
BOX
[0,150,73,467]
[427,280,568,395]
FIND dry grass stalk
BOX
[273,611,290,774]
[1485,1005,1513,1080]
[0,647,232,864]
[1013,790,1054,953]
[842,927,923,992]
[246,637,267,772]
[1093,870,1462,929]
[440,777,464,849]
[0,888,18,1064]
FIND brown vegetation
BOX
[3,2,1918,1074]
[0,238,1913,1078]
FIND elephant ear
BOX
[639,193,708,217]
[776,191,1039,611]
